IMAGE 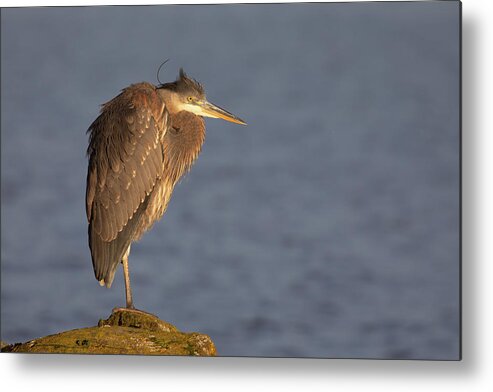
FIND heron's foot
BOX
[112,307,157,317]
[102,308,178,333]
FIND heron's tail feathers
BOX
[89,228,129,288]
[89,195,150,288]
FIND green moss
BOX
[2,309,215,356]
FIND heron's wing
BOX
[86,82,168,285]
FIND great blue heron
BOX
[86,68,245,309]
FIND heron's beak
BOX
[196,100,246,125]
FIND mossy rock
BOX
[1,308,216,356]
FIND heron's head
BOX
[159,68,246,125]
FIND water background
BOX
[1,2,460,359]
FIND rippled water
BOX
[1,2,460,359]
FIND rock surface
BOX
[1,308,216,356]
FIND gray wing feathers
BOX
[86,83,167,286]
[92,116,164,242]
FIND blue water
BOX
[1,2,460,359]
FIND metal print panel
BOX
[1,1,460,359]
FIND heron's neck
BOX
[157,89,182,114]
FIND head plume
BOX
[159,68,205,97]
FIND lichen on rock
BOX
[1,308,216,356]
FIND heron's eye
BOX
[187,96,193,102]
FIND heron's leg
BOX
[122,246,134,309]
